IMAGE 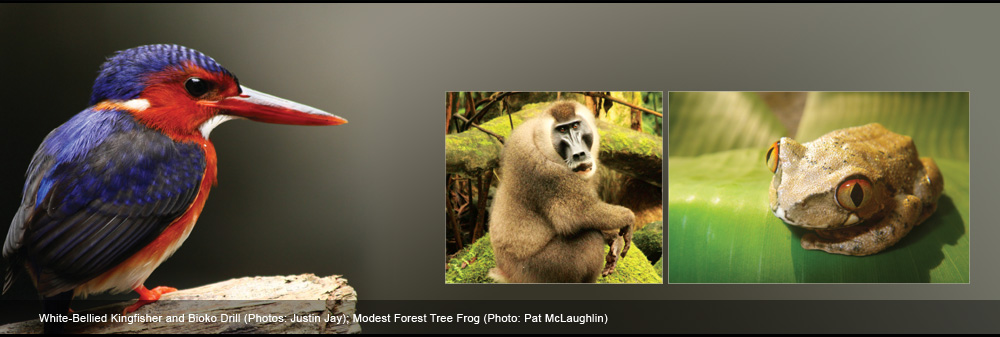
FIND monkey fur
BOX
[488,101,635,283]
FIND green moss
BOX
[653,258,663,278]
[444,106,540,178]
[597,122,661,158]
[446,234,500,284]
[633,221,663,265]
[446,233,662,284]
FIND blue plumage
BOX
[33,108,138,206]
[6,107,205,295]
[89,44,234,105]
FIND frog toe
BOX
[801,233,884,256]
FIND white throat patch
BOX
[199,115,239,139]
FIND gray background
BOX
[0,3,993,308]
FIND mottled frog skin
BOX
[766,123,943,256]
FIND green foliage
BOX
[446,233,663,284]
[641,92,663,136]
[446,233,500,284]
[667,92,970,283]
[668,92,787,157]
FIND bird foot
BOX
[123,285,177,314]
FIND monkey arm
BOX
[545,200,635,237]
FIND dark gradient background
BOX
[0,3,997,332]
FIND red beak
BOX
[202,86,347,126]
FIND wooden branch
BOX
[470,91,519,124]
[453,114,504,144]
[0,274,359,334]
[445,104,662,187]
[577,92,663,117]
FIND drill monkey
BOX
[489,101,634,283]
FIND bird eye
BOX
[836,176,872,211]
[765,141,779,173]
[184,77,211,97]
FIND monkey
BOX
[488,101,635,283]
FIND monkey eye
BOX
[557,126,568,133]
[572,123,579,129]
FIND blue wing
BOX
[3,108,205,296]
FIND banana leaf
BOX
[667,92,969,283]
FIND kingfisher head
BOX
[89,44,346,139]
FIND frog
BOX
[765,123,944,256]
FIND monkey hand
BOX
[602,236,624,277]
[619,223,634,259]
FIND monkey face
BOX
[551,118,596,177]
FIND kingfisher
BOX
[1,44,346,328]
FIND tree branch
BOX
[453,114,505,144]
[576,92,663,117]
[470,91,520,124]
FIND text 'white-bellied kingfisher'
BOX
[1,44,346,331]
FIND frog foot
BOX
[801,195,922,256]
[915,157,944,223]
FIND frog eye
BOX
[765,141,779,173]
[836,176,872,210]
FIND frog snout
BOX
[773,207,796,225]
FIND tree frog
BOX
[765,123,943,256]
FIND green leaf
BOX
[667,149,968,283]
[668,92,788,157]
[667,92,969,283]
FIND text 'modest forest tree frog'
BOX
[765,123,943,256]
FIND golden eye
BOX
[765,141,779,173]
[836,176,872,210]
